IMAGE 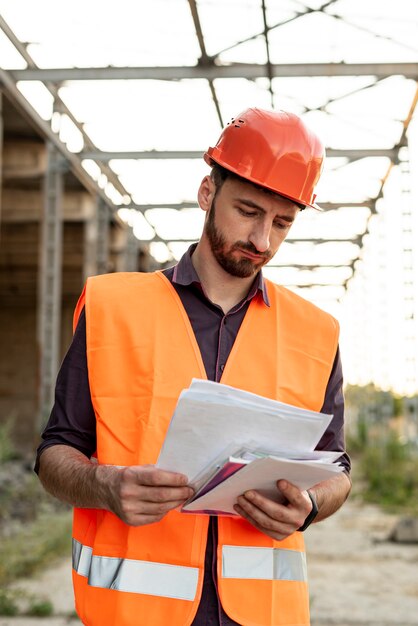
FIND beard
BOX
[205,197,272,278]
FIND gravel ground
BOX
[2,499,418,625]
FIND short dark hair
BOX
[210,163,239,188]
[209,162,305,210]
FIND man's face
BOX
[203,176,300,278]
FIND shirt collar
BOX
[172,243,270,307]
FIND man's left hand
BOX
[233,480,312,541]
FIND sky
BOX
[0,0,417,394]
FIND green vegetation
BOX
[0,415,75,617]
[0,510,72,586]
[0,588,55,617]
[0,419,20,463]
[346,384,418,513]
[358,433,418,511]
[26,597,54,617]
[0,452,73,618]
[0,589,19,616]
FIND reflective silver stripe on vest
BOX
[73,539,93,578]
[222,545,307,582]
[72,539,198,601]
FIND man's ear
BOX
[197,175,216,213]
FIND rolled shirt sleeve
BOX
[316,346,351,474]
[34,308,96,473]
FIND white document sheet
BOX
[182,455,344,515]
[156,379,334,483]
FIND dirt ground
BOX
[2,498,418,626]
[306,499,418,626]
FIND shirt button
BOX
[220,364,225,371]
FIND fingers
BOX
[120,496,190,526]
[120,481,193,505]
[233,501,293,541]
[234,493,296,541]
[124,465,190,487]
[233,482,312,541]
[112,465,194,527]
[122,466,193,504]
[278,480,311,511]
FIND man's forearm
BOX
[38,444,194,526]
[311,471,351,523]
[38,444,117,511]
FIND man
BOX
[36,108,351,626]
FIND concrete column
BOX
[124,228,139,271]
[37,142,64,427]
[96,195,110,275]
[83,198,99,281]
[0,91,3,239]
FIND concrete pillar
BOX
[96,195,110,275]
[0,91,3,239]
[37,142,64,426]
[125,228,139,271]
[83,196,99,281]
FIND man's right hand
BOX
[104,465,194,526]
[38,446,193,527]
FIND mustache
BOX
[233,241,272,260]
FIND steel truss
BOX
[8,62,418,82]
[0,2,417,294]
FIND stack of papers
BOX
[156,379,344,515]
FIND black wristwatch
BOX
[298,490,318,532]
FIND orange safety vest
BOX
[72,271,339,626]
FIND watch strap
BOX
[298,490,318,532]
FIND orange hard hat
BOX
[204,108,325,210]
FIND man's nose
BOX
[249,221,271,253]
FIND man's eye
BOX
[238,208,257,217]
[273,221,289,230]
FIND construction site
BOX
[0,1,418,625]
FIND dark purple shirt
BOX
[36,244,349,626]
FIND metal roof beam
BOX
[187,0,223,127]
[0,16,134,208]
[81,148,397,161]
[212,0,339,59]
[128,201,372,213]
[0,67,116,216]
[8,62,418,82]
[267,264,353,270]
[150,235,361,245]
[282,282,346,288]
[318,201,374,211]
[261,0,274,108]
